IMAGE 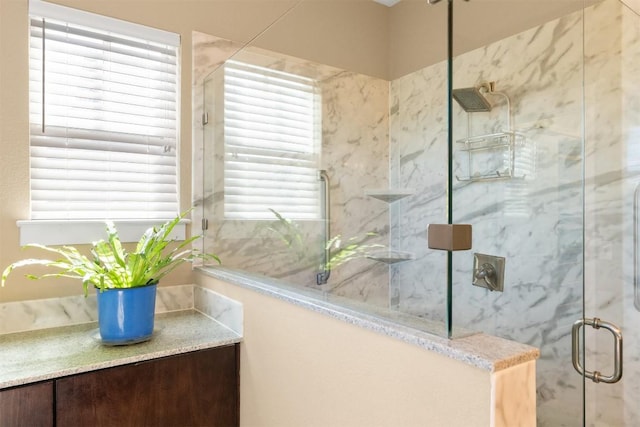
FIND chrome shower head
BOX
[452,86,492,113]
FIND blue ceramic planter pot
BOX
[96,283,157,345]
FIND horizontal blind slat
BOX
[29,14,179,220]
[224,134,314,153]
[223,60,320,220]
[31,19,177,57]
[30,125,176,149]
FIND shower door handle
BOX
[571,317,623,384]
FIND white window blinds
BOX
[223,60,321,220]
[29,12,179,220]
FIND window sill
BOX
[17,219,188,246]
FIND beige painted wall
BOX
[388,0,592,80]
[196,272,491,427]
[1,0,37,302]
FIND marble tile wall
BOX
[194,286,243,335]
[451,11,585,427]
[389,1,638,425]
[388,60,449,321]
[0,285,242,338]
[491,361,537,427]
[192,34,390,307]
[583,2,640,426]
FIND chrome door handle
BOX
[572,318,623,384]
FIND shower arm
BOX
[317,170,331,285]
[486,89,511,131]
[476,82,512,131]
[487,89,513,173]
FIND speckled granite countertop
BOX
[198,267,539,372]
[0,309,242,389]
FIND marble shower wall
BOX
[583,2,640,426]
[388,60,449,321]
[318,71,390,304]
[390,3,584,329]
[449,9,585,424]
[390,1,638,425]
[192,33,390,307]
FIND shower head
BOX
[452,86,492,113]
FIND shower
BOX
[196,0,640,424]
[452,84,493,112]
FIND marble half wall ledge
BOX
[0,284,242,337]
[197,266,540,373]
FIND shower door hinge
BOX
[202,112,209,126]
[201,218,209,231]
[427,224,472,251]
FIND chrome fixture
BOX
[472,253,505,292]
[317,170,331,285]
[572,318,623,384]
[454,81,527,183]
[452,84,493,112]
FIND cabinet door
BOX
[56,345,239,427]
[0,381,54,427]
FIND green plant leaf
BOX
[1,210,220,294]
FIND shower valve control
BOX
[472,253,505,292]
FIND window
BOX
[28,1,180,221]
[223,60,321,220]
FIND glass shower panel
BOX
[200,61,325,285]
[196,1,395,304]
[450,0,585,425]
[238,0,454,330]
[194,0,454,337]
[583,1,640,425]
[388,0,451,330]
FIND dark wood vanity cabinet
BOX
[0,380,54,427]
[0,345,239,427]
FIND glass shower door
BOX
[449,0,640,424]
[582,0,640,425]
[448,0,640,424]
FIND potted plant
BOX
[1,211,219,345]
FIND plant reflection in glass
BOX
[259,209,384,274]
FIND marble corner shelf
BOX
[365,189,413,203]
[366,250,414,264]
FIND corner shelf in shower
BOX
[455,130,526,182]
[366,250,414,264]
[363,192,415,264]
[365,189,414,203]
